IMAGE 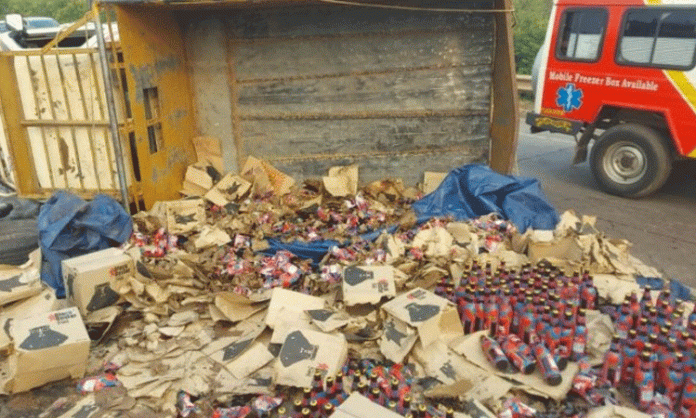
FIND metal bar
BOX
[20,119,112,127]
[240,109,489,121]
[93,3,130,208]
[236,62,491,84]
[229,27,472,45]
[267,143,487,164]
[88,51,118,189]
[39,54,71,190]
[72,53,104,193]
[54,53,86,190]
[7,48,102,56]
[40,9,97,54]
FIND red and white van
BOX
[527,0,696,197]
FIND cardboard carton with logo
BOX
[342,265,396,306]
[381,287,463,348]
[8,307,90,393]
[274,328,347,388]
[62,248,134,316]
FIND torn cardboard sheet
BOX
[163,198,205,234]
[586,310,614,365]
[215,366,273,396]
[56,394,100,418]
[593,274,641,304]
[323,165,359,197]
[9,307,91,393]
[412,227,454,258]
[62,247,134,316]
[0,249,42,306]
[586,405,651,418]
[182,163,214,197]
[381,288,463,347]
[193,226,231,249]
[450,331,578,401]
[342,265,396,306]
[84,306,121,342]
[306,309,350,333]
[193,136,224,174]
[265,288,324,329]
[412,340,481,386]
[204,319,266,366]
[205,174,252,207]
[330,393,404,418]
[215,292,268,323]
[379,316,418,364]
[227,342,274,379]
[241,156,295,196]
[528,235,583,264]
[422,172,448,195]
[271,306,320,344]
[274,328,347,388]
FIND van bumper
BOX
[525,112,583,135]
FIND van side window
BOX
[556,9,608,62]
[618,9,696,69]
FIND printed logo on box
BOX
[110,264,132,278]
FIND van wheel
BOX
[590,123,672,198]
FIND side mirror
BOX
[5,14,23,32]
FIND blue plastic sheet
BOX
[38,192,133,297]
[636,276,693,301]
[412,164,559,233]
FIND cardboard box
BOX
[62,248,134,316]
[381,288,463,347]
[274,328,347,388]
[265,288,325,329]
[181,163,214,196]
[164,198,205,234]
[0,249,43,307]
[205,174,251,206]
[9,307,90,393]
[342,265,396,306]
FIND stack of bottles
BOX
[434,261,597,386]
[601,286,696,417]
[276,360,453,418]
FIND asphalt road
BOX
[517,119,696,287]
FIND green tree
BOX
[513,0,553,74]
[0,0,89,24]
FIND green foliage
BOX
[0,0,88,24]
[513,0,553,75]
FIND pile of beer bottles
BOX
[274,359,456,418]
[602,286,696,417]
[434,261,597,387]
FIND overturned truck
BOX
[1,0,518,211]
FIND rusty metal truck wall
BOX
[178,4,494,183]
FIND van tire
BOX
[590,123,672,198]
[0,219,39,266]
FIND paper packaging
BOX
[342,265,396,306]
[62,248,134,316]
[265,288,325,329]
[381,288,463,347]
[330,393,404,418]
[0,249,43,307]
[164,198,205,234]
[205,174,251,206]
[274,328,347,388]
[181,164,214,196]
[9,307,90,393]
[241,156,295,196]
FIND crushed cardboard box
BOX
[342,265,396,306]
[8,307,90,393]
[62,247,134,316]
[274,328,347,388]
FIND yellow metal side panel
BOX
[115,5,197,208]
[489,0,518,174]
[0,54,40,194]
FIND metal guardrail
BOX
[517,74,532,94]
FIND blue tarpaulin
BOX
[264,164,559,261]
[636,276,693,301]
[412,164,559,233]
[38,192,132,298]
